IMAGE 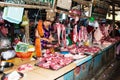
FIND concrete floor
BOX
[94,59,120,80]
[106,60,120,80]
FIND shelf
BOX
[0,2,51,9]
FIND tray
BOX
[1,72,24,80]
[35,61,74,71]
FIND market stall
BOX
[0,41,119,80]
[0,0,120,80]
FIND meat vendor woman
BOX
[40,20,55,48]
[35,20,55,57]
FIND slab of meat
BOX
[56,23,67,47]
[56,23,62,45]
[78,26,88,42]
[94,27,103,42]
[61,24,67,47]
[73,25,78,43]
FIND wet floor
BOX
[106,60,120,80]
[96,59,120,80]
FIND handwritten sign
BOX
[15,42,29,52]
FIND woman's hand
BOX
[49,35,55,41]
[47,39,52,43]
[35,29,40,38]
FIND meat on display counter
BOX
[0,41,119,80]
[56,42,119,80]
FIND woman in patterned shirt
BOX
[35,20,55,48]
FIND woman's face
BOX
[44,21,52,27]
[0,26,8,36]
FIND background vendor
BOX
[0,25,8,39]
[0,23,11,48]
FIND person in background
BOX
[116,43,120,60]
[0,24,11,48]
[29,19,36,45]
[115,23,120,37]
[109,22,120,37]
[115,23,120,60]
[0,25,8,39]
[19,27,25,41]
[118,26,120,35]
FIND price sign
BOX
[91,1,109,18]
[15,42,29,52]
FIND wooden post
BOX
[0,2,50,9]
[52,0,57,9]
[46,0,57,21]
[24,10,30,43]
[112,4,115,37]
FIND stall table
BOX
[0,41,119,80]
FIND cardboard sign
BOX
[15,42,29,52]
[57,0,72,10]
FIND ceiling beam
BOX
[0,2,51,9]
[109,9,120,11]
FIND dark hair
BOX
[0,23,4,26]
[45,19,53,23]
